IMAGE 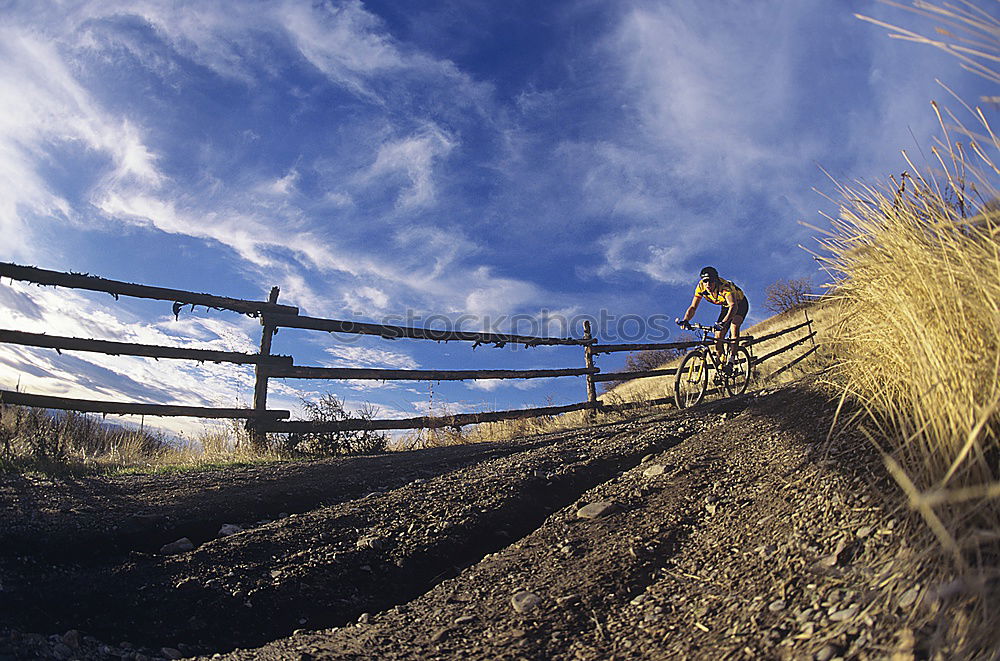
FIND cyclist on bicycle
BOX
[676,266,749,372]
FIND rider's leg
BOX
[727,315,744,366]
[726,296,749,366]
[715,305,730,359]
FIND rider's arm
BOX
[681,294,701,323]
[718,291,736,326]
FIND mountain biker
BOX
[675,266,749,372]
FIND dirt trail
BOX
[0,382,941,660]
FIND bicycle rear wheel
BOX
[675,349,708,409]
[724,346,752,397]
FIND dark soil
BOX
[0,381,971,660]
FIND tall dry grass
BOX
[815,2,999,656]
[819,0,1000,546]
[0,404,289,475]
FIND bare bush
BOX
[281,394,387,456]
[763,277,813,314]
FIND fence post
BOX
[583,320,598,421]
[803,308,817,348]
[250,286,280,448]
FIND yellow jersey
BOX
[695,277,745,306]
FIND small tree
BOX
[282,394,387,456]
[764,277,814,314]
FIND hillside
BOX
[0,377,975,660]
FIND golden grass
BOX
[0,405,289,475]
[817,159,1000,537]
[813,3,1000,655]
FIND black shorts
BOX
[717,297,749,324]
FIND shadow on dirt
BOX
[0,420,691,655]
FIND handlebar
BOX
[682,322,719,331]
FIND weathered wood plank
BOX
[583,321,598,421]
[749,320,811,345]
[761,345,819,381]
[596,394,677,412]
[754,331,817,365]
[262,313,590,346]
[259,400,597,433]
[0,329,291,366]
[264,365,598,381]
[0,389,290,419]
[0,262,298,316]
[589,340,710,355]
[591,366,679,383]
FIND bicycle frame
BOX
[673,323,754,408]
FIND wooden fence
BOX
[0,262,819,440]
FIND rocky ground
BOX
[0,380,978,660]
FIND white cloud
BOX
[0,28,162,256]
[323,344,419,370]
[363,125,457,209]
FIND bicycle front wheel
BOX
[724,346,753,397]
[675,349,708,409]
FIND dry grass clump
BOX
[821,1,1000,536]
[0,404,170,474]
[816,3,1000,654]
[0,404,290,475]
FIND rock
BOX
[576,502,619,519]
[511,591,543,613]
[454,615,476,625]
[52,643,73,659]
[705,502,718,515]
[161,648,183,659]
[160,537,195,555]
[430,627,450,643]
[61,630,80,649]
[856,526,872,539]
[357,612,370,624]
[760,544,778,557]
[829,604,858,622]
[356,537,385,551]
[642,465,667,477]
[219,524,243,536]
[768,599,786,612]
[705,494,719,504]
[815,645,838,661]
[641,453,656,463]
[897,586,921,609]
[556,594,580,606]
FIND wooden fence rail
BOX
[0,262,298,317]
[0,329,292,366]
[0,262,821,436]
[260,400,597,433]
[264,365,598,381]
[262,313,589,346]
[0,389,290,420]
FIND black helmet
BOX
[699,266,719,283]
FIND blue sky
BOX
[0,0,995,437]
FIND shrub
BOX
[281,393,387,456]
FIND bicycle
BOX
[673,322,753,409]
